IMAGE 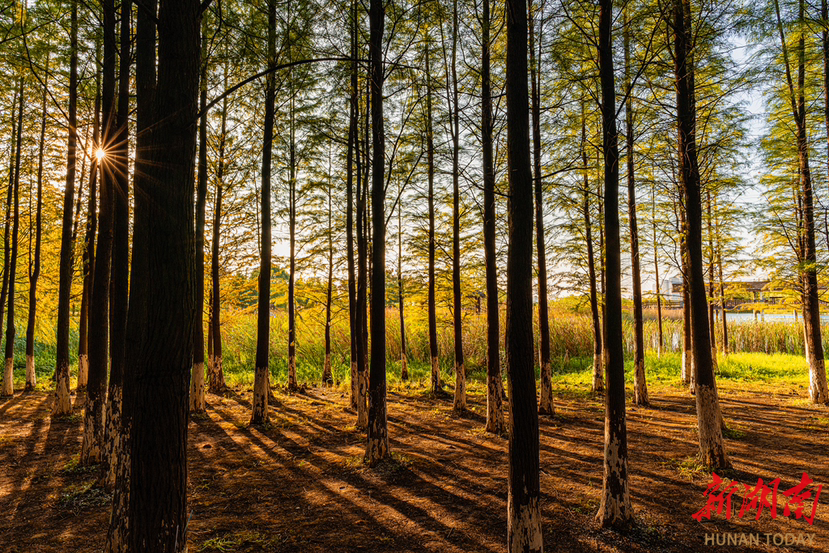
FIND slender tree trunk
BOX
[529,0,552,415]
[397,179,407,381]
[583,104,603,392]
[365,0,390,465]
[209,90,228,394]
[287,85,298,392]
[676,0,731,467]
[322,148,334,386]
[0,87,17,393]
[482,0,504,433]
[78,47,101,394]
[52,2,79,416]
[2,79,23,398]
[449,0,466,413]
[679,203,692,386]
[105,0,132,488]
[191,14,209,414]
[596,0,633,528]
[505,0,543,547]
[652,188,663,357]
[347,0,359,409]
[717,219,727,355]
[25,63,48,392]
[598,174,608,376]
[252,0,276,424]
[706,189,718,372]
[624,11,647,407]
[82,0,113,462]
[425,42,440,395]
[355,74,369,430]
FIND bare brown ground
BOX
[1,384,827,552]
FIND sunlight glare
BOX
[95,149,106,161]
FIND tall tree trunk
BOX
[365,0,390,465]
[355,70,369,429]
[596,0,634,528]
[530,0,553,415]
[397,178,407,381]
[82,0,114,462]
[209,89,228,394]
[347,0,358,406]
[716,218,727,355]
[482,0,504,433]
[0,87,17,391]
[78,45,101,394]
[287,82,298,392]
[52,1,79,416]
[676,0,731,467]
[505,0,543,547]
[624,11,647,407]
[450,0,466,414]
[25,62,48,392]
[104,0,132,488]
[191,14,209,414]
[252,0,276,423]
[583,103,603,392]
[2,79,23,398]
[323,152,335,385]
[679,202,692,386]
[706,189,718,372]
[652,188,663,357]
[107,0,157,548]
[119,0,199,549]
[426,41,440,395]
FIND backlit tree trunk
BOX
[252,0,276,424]
[652,188,663,357]
[583,103,603,393]
[119,0,199,549]
[624,11,647,407]
[530,0,553,416]
[190,14,209,414]
[505,0,543,547]
[450,0,466,414]
[347,0,358,409]
[287,57,298,391]
[482,0,504,434]
[2,78,23,398]
[706,189,718,372]
[365,0,390,465]
[426,40,440,395]
[323,150,335,385]
[25,62,48,392]
[52,0,78,416]
[596,0,634,528]
[209,89,228,394]
[397,178,407,381]
[676,0,731,468]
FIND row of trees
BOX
[1,0,829,550]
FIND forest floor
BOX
[2,367,828,553]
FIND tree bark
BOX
[583,103,603,393]
[209,88,228,394]
[52,0,78,416]
[676,0,731,468]
[652,188,663,357]
[347,0,359,409]
[252,0,276,424]
[397,178,407,381]
[482,0,504,433]
[425,40,440,395]
[323,154,335,386]
[505,0,544,547]
[25,63,48,392]
[287,73,298,392]
[2,79,23,398]
[83,0,114,463]
[78,45,101,394]
[706,189,718,373]
[120,0,199,549]
[624,10,647,407]
[530,0,553,416]
[191,14,209,414]
[716,218,727,355]
[596,0,634,528]
[365,0,390,465]
[355,64,369,430]
[450,0,466,414]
